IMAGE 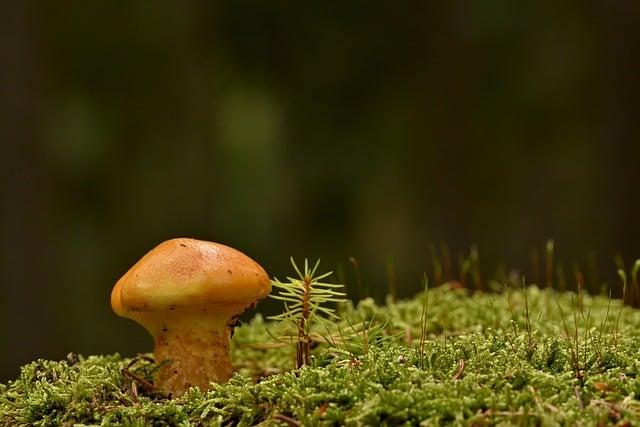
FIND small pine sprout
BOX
[269,258,346,368]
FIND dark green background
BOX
[1,2,639,381]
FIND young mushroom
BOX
[111,238,270,396]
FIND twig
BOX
[122,368,157,392]
[273,414,302,427]
[453,359,465,380]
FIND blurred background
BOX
[1,2,639,381]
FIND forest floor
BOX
[2,284,640,426]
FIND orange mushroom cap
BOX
[111,238,271,332]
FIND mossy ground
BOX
[2,285,640,426]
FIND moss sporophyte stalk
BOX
[3,246,640,425]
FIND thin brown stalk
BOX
[296,274,312,368]
[453,359,465,380]
[273,414,302,427]
[530,248,540,287]
[441,242,452,282]
[545,239,554,288]
[429,244,442,286]
[419,275,429,368]
[470,245,482,290]
[613,270,627,349]
[522,280,535,350]
[122,368,157,392]
[386,254,397,303]
[556,299,582,383]
[349,257,364,300]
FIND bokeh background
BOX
[2,2,639,381]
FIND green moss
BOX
[3,285,640,426]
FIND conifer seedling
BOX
[269,258,346,368]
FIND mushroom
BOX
[111,238,270,395]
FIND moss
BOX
[3,285,640,426]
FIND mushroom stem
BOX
[153,326,232,395]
